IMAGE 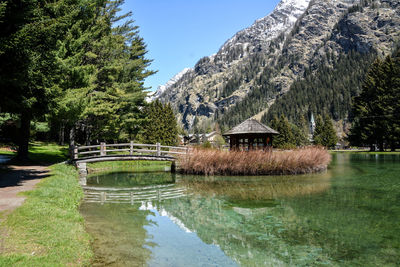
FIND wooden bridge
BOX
[83,184,187,205]
[71,142,188,174]
[71,142,188,162]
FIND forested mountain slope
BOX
[156,0,400,131]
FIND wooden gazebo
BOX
[223,119,279,151]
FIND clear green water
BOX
[80,153,400,266]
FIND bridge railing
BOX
[83,184,187,205]
[71,142,188,160]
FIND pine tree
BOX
[50,0,154,144]
[0,0,85,159]
[381,53,400,150]
[140,100,179,146]
[322,114,338,148]
[350,53,400,151]
[313,115,324,146]
[272,115,296,149]
[294,114,310,146]
[314,114,338,148]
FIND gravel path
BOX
[0,164,49,215]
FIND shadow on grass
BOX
[0,142,69,167]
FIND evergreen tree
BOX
[81,0,154,142]
[294,114,310,146]
[313,115,324,146]
[381,53,400,150]
[140,100,179,146]
[271,115,296,149]
[51,0,154,144]
[349,53,400,151]
[322,114,338,148]
[0,0,84,159]
[314,114,338,148]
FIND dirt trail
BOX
[0,164,49,216]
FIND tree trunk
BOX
[17,113,31,160]
[369,144,376,152]
[390,142,396,152]
[69,125,75,159]
[379,141,385,152]
[59,122,65,146]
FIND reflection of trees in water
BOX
[87,172,175,187]
[161,196,333,266]
[162,171,334,266]
[80,203,154,267]
[81,172,335,266]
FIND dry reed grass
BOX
[178,146,331,176]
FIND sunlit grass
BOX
[0,142,68,165]
[27,142,69,164]
[87,160,171,174]
[0,163,92,266]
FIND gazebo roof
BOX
[223,119,279,136]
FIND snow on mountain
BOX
[148,68,192,102]
[219,0,311,53]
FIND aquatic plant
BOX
[178,147,331,176]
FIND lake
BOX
[80,153,400,266]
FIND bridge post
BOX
[171,161,176,173]
[70,145,78,160]
[100,192,106,205]
[130,141,134,155]
[100,142,106,156]
[156,142,161,157]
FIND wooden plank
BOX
[159,145,187,150]
[133,149,157,153]
[75,155,175,163]
[83,184,175,191]
[104,143,130,147]
[131,143,157,147]
[161,151,186,155]
[79,150,101,155]
[77,145,100,150]
[104,148,130,153]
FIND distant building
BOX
[181,131,223,146]
[310,113,316,135]
[223,119,279,151]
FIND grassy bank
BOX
[331,150,400,155]
[87,160,171,174]
[178,147,331,176]
[0,163,92,266]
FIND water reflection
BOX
[0,155,11,163]
[179,171,332,200]
[80,202,153,266]
[87,171,176,188]
[80,153,400,266]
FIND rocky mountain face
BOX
[156,0,400,131]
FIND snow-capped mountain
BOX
[155,0,400,131]
[149,68,192,102]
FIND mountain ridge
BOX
[156,0,400,132]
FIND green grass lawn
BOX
[0,163,92,266]
[0,143,92,266]
[0,142,69,165]
[87,160,171,174]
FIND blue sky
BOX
[121,0,280,92]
